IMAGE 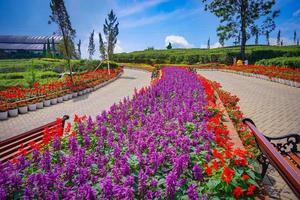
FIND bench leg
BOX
[258,154,269,179]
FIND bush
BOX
[255,57,300,69]
[113,45,300,68]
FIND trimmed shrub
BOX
[255,57,300,69]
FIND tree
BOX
[294,31,297,44]
[51,37,56,58]
[42,43,46,57]
[297,39,299,46]
[202,0,279,59]
[49,0,76,84]
[266,31,270,46]
[280,40,283,46]
[166,42,172,49]
[99,33,106,60]
[46,39,52,57]
[277,30,281,46]
[77,39,81,59]
[251,26,259,45]
[88,30,95,60]
[218,32,225,47]
[103,9,119,59]
[207,37,210,49]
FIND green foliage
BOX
[77,39,81,59]
[113,45,300,67]
[99,33,106,60]
[88,30,95,60]
[103,9,119,58]
[256,56,300,69]
[166,42,172,49]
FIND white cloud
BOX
[200,42,222,49]
[293,8,300,17]
[114,40,124,53]
[165,35,193,48]
[119,0,169,17]
[269,37,295,45]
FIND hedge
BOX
[255,57,300,69]
[113,45,300,67]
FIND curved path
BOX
[0,68,151,141]
[199,70,300,200]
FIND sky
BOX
[0,0,299,59]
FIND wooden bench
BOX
[0,115,69,163]
[242,118,300,198]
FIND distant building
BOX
[0,35,63,59]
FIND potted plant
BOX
[50,93,58,105]
[18,100,28,114]
[28,98,38,111]
[36,96,44,109]
[0,102,8,120]
[43,94,51,107]
[7,102,18,117]
[57,92,64,103]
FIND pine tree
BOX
[281,40,283,46]
[99,33,106,60]
[166,42,172,49]
[277,30,281,46]
[103,10,119,59]
[202,0,279,59]
[297,39,299,46]
[51,37,56,58]
[251,26,259,45]
[266,31,270,46]
[77,40,81,59]
[42,43,46,57]
[294,31,297,44]
[49,0,76,84]
[207,37,210,49]
[46,39,52,57]
[88,30,95,60]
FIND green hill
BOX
[113,45,300,67]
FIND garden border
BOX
[197,69,300,88]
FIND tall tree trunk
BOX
[61,28,73,85]
[240,0,247,60]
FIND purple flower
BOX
[192,163,203,181]
[53,137,61,151]
[166,171,177,199]
[187,184,199,200]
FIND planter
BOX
[43,100,51,107]
[50,98,58,105]
[19,106,28,114]
[68,94,73,99]
[72,92,78,98]
[78,91,83,96]
[295,81,300,88]
[8,108,18,117]
[0,111,8,120]
[57,97,63,103]
[28,103,37,111]
[63,94,69,101]
[37,102,44,109]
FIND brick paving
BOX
[199,70,300,200]
[0,68,151,141]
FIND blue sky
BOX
[0,0,299,58]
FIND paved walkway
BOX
[199,70,300,200]
[0,68,151,141]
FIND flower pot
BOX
[295,81,300,88]
[63,94,69,101]
[50,98,58,105]
[28,103,37,111]
[0,111,8,120]
[68,94,72,99]
[289,81,294,87]
[8,108,18,117]
[57,97,63,103]
[19,106,28,114]
[72,92,78,98]
[78,91,83,96]
[37,102,44,109]
[43,100,51,107]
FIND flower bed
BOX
[0,67,123,118]
[0,67,259,199]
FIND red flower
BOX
[242,174,250,181]
[212,160,219,170]
[234,158,248,166]
[205,164,212,176]
[246,184,256,195]
[221,166,235,184]
[233,186,243,198]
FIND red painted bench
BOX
[0,115,69,163]
[243,118,300,198]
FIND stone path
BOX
[0,68,151,141]
[199,70,300,200]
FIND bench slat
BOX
[243,119,300,198]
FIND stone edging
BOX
[0,72,124,121]
[198,69,300,88]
